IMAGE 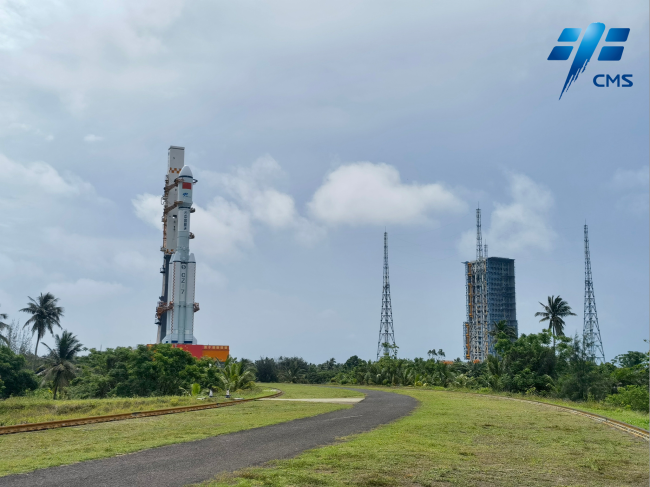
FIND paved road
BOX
[1,389,417,487]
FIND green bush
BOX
[0,346,38,398]
[606,385,649,412]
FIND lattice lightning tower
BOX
[377,231,396,359]
[583,224,605,363]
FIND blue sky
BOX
[0,0,647,362]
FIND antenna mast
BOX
[377,231,396,359]
[583,224,605,363]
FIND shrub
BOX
[0,346,38,398]
[606,385,649,412]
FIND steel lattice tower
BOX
[583,224,605,363]
[377,231,396,359]
[463,208,491,361]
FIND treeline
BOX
[254,331,649,411]
[0,293,647,413]
[1,332,648,412]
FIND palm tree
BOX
[39,330,83,399]
[20,293,64,355]
[280,359,307,383]
[0,305,9,346]
[535,295,576,348]
[489,320,517,340]
[214,357,256,391]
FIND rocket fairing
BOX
[156,147,199,345]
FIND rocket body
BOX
[157,147,199,345]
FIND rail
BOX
[0,388,283,436]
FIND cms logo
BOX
[593,74,633,87]
[547,23,631,99]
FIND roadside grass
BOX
[261,383,365,399]
[496,394,649,430]
[0,387,272,426]
[0,397,349,477]
[202,388,649,487]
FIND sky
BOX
[0,0,647,363]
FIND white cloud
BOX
[612,166,649,189]
[132,193,162,229]
[134,157,463,258]
[308,162,465,226]
[84,134,103,142]
[202,155,299,229]
[192,197,254,257]
[611,166,649,214]
[0,153,103,215]
[196,155,325,250]
[459,174,556,256]
[131,192,255,259]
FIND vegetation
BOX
[0,387,270,426]
[214,357,256,392]
[0,291,645,432]
[0,306,9,346]
[251,331,649,423]
[20,292,64,356]
[39,331,84,399]
[202,388,649,487]
[0,397,350,477]
[0,347,38,399]
[535,295,576,348]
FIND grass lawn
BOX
[500,394,649,431]
[0,387,272,426]
[0,390,351,477]
[262,383,365,399]
[203,388,649,487]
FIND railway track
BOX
[0,389,283,436]
[494,395,649,440]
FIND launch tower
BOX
[463,208,518,361]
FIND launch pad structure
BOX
[152,146,229,362]
[463,208,518,362]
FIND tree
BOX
[613,351,648,369]
[255,357,279,382]
[278,357,308,383]
[20,293,65,356]
[494,330,557,394]
[213,357,256,391]
[0,305,9,346]
[534,295,576,349]
[0,346,38,398]
[344,355,362,369]
[489,320,517,340]
[39,330,83,399]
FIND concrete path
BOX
[0,388,416,487]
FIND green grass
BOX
[202,388,649,487]
[0,396,350,477]
[262,383,365,399]
[505,394,649,430]
[0,387,273,426]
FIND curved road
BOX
[1,389,416,487]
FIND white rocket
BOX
[156,146,199,344]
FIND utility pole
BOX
[583,223,605,363]
[377,231,396,359]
